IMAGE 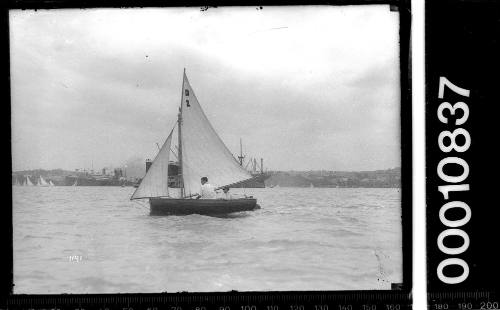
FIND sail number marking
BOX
[436,76,471,285]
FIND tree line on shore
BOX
[265,167,401,188]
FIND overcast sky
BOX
[10,6,400,172]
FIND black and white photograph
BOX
[10,5,404,294]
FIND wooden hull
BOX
[149,198,259,216]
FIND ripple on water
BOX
[13,186,402,293]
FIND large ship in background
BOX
[64,167,135,186]
[232,138,270,188]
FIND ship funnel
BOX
[146,159,152,172]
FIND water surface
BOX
[13,186,402,293]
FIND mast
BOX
[238,138,245,166]
[178,69,185,197]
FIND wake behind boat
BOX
[131,70,260,216]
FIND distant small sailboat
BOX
[72,179,78,186]
[49,180,55,186]
[309,183,314,188]
[14,177,21,186]
[38,175,50,187]
[25,176,34,186]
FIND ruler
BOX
[1,291,411,310]
[428,291,499,310]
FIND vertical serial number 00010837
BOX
[435,76,471,285]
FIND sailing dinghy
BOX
[38,175,50,187]
[131,70,260,216]
[25,176,34,186]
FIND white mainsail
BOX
[25,176,34,186]
[131,127,175,200]
[180,72,252,196]
[49,180,55,186]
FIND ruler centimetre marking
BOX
[1,292,412,310]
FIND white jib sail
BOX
[180,72,252,196]
[26,176,34,186]
[131,127,175,200]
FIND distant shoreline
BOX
[12,167,401,188]
[265,167,401,188]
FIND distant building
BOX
[114,168,123,179]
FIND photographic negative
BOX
[9,4,409,297]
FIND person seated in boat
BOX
[196,177,216,199]
[217,186,232,200]
[217,186,249,200]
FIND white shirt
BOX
[217,191,232,200]
[200,183,216,199]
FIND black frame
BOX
[1,1,412,308]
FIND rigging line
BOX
[170,148,178,160]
